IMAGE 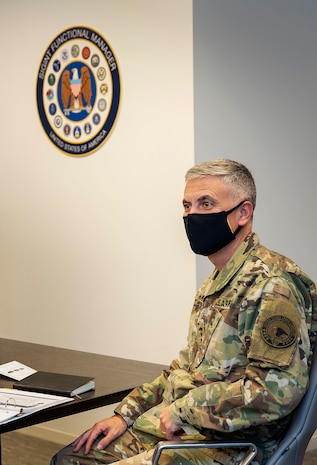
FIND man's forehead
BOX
[184,176,225,195]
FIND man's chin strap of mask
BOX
[183,200,246,256]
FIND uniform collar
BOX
[198,232,260,297]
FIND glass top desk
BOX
[0,338,166,463]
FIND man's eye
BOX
[202,201,213,209]
[183,203,191,211]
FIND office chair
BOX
[152,347,317,465]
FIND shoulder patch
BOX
[248,299,301,366]
[261,314,297,348]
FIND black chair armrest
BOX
[152,440,257,465]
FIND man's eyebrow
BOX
[197,194,214,201]
[195,194,216,205]
[182,194,215,206]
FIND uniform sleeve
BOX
[114,346,191,425]
[169,279,311,433]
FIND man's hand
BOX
[159,406,182,440]
[72,414,127,454]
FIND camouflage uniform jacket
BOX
[115,233,317,461]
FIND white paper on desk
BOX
[0,361,37,380]
[0,408,23,423]
[0,388,73,425]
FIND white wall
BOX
[0,0,195,367]
[193,0,317,286]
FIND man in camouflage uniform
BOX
[51,159,317,465]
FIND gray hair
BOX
[185,159,257,207]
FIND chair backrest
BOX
[265,348,317,465]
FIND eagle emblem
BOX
[61,66,92,116]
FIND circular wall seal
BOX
[261,314,297,348]
[36,26,121,157]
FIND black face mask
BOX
[183,200,245,256]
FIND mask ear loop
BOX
[226,199,246,215]
[226,200,246,234]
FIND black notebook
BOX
[13,371,95,397]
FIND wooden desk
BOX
[0,338,166,463]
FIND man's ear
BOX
[239,201,254,225]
